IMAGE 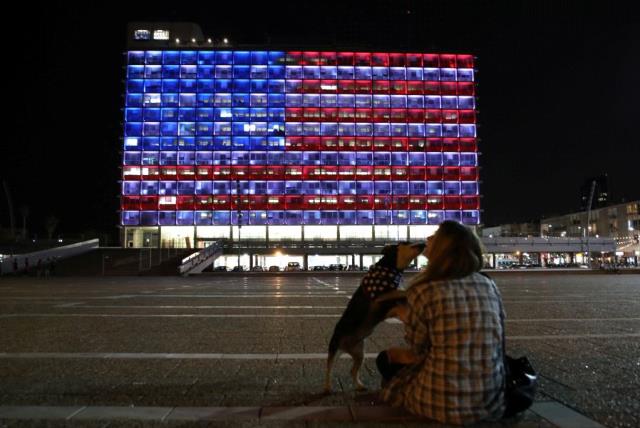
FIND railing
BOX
[178,241,223,276]
[0,239,99,275]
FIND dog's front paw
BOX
[355,381,367,391]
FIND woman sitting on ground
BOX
[377,220,505,425]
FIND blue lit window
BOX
[321,211,338,225]
[144,65,162,79]
[179,79,196,92]
[410,210,427,224]
[162,65,180,78]
[267,181,284,194]
[356,181,373,195]
[339,181,356,194]
[375,181,391,195]
[304,211,321,225]
[233,66,250,79]
[251,51,268,65]
[180,51,197,64]
[159,181,177,195]
[375,210,391,224]
[389,67,406,80]
[145,51,162,64]
[337,66,354,79]
[140,181,158,195]
[198,79,214,92]
[462,210,479,225]
[426,124,442,137]
[197,65,214,78]
[428,210,445,224]
[176,211,194,225]
[127,65,145,78]
[128,51,145,65]
[161,93,178,106]
[392,181,409,195]
[338,123,355,136]
[390,95,407,108]
[302,94,320,107]
[177,152,195,164]
[158,211,176,226]
[321,181,338,195]
[461,182,478,195]
[178,137,196,150]
[410,181,427,194]
[443,153,460,166]
[440,68,457,81]
[142,137,160,150]
[320,66,337,79]
[195,211,212,226]
[212,211,230,225]
[459,124,476,137]
[391,152,407,165]
[160,137,177,150]
[460,153,477,166]
[123,181,140,195]
[122,211,140,225]
[250,151,267,164]
[372,67,389,80]
[338,152,356,166]
[407,95,424,108]
[159,151,177,164]
[373,152,391,165]
[215,65,232,78]
[212,181,230,195]
[444,181,461,195]
[427,181,443,195]
[442,96,458,109]
[355,67,372,79]
[215,51,232,64]
[232,94,250,106]
[233,51,251,64]
[407,67,423,80]
[320,94,337,107]
[140,211,158,226]
[424,68,439,81]
[355,95,372,108]
[285,80,302,93]
[213,152,231,165]
[286,66,303,79]
[231,151,250,165]
[445,210,462,222]
[180,65,197,78]
[198,51,215,65]
[457,69,474,81]
[196,151,213,164]
[357,210,374,224]
[268,65,285,79]
[127,79,143,92]
[250,93,268,106]
[303,181,321,195]
[303,66,320,79]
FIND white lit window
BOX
[159,196,176,205]
[153,30,170,40]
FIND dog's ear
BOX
[381,244,398,256]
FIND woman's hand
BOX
[391,304,410,324]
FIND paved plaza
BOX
[0,272,638,427]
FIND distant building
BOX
[541,200,639,239]
[481,221,539,238]
[580,174,609,211]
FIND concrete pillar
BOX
[351,254,355,267]
[249,254,254,269]
[303,254,309,271]
[359,254,364,269]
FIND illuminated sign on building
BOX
[121,51,479,228]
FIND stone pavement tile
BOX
[350,405,415,422]
[261,406,353,421]
[0,405,83,420]
[165,406,260,420]
[530,401,606,428]
[72,406,172,420]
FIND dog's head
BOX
[377,242,426,271]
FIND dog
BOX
[324,242,426,392]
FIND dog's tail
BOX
[324,335,340,393]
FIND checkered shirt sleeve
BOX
[382,272,506,425]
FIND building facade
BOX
[120,24,479,253]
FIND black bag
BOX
[503,354,538,418]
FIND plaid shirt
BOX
[381,272,505,425]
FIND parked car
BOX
[329,264,345,271]
[231,266,244,272]
[285,261,302,272]
[346,265,359,271]
[312,265,327,271]
[251,265,264,272]
[213,266,228,272]
[268,265,280,272]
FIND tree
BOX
[45,215,59,240]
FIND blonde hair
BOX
[411,220,484,285]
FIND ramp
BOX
[178,241,223,276]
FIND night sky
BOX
[3,0,639,239]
